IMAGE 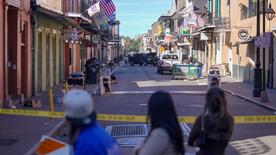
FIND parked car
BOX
[157,53,181,74]
[145,53,157,66]
[129,53,145,66]
[209,63,231,77]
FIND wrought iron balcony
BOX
[63,0,91,22]
[214,17,230,30]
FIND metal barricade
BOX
[172,64,202,80]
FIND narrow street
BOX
[1,0,276,154]
[93,64,276,155]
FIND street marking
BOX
[136,80,207,87]
[1,109,276,124]
[139,104,147,106]
[230,136,276,155]
[109,90,206,95]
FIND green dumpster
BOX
[172,64,199,80]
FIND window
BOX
[248,0,257,18]
[162,54,178,60]
[215,0,220,18]
[248,0,268,18]
[241,5,248,20]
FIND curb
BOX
[223,88,276,113]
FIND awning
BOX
[182,32,200,37]
[197,25,216,32]
[37,6,68,24]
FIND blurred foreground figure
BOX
[134,91,185,155]
[63,89,121,155]
[188,88,234,155]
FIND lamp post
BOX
[266,3,275,89]
[253,0,262,97]
[260,2,275,102]
[266,3,276,21]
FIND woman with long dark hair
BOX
[134,91,184,155]
[188,88,234,155]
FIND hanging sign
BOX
[238,29,249,40]
[200,32,211,41]
[255,32,271,48]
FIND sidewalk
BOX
[0,83,98,155]
[221,76,276,110]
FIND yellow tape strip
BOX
[0,109,64,118]
[1,109,276,124]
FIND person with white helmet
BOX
[63,89,121,155]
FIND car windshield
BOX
[162,55,178,60]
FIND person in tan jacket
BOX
[134,91,184,155]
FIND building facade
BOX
[33,0,65,94]
[0,0,32,104]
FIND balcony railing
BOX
[64,0,91,22]
[197,15,230,31]
[214,17,230,30]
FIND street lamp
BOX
[253,0,262,97]
[266,3,275,21]
[260,2,275,102]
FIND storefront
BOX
[1,0,32,103]
[34,6,65,94]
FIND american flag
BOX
[99,0,116,17]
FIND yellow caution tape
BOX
[1,109,276,124]
[234,115,276,124]
[0,109,64,118]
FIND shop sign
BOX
[200,32,211,41]
[92,35,100,44]
[238,29,249,40]
[255,32,271,48]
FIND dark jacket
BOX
[188,114,234,155]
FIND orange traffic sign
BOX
[36,135,70,155]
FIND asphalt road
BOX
[94,64,276,155]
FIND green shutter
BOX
[215,0,220,18]
[208,0,212,12]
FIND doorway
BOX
[21,22,28,96]
[46,33,51,89]
[7,6,18,95]
[228,48,233,76]
[52,35,57,85]
[37,32,43,92]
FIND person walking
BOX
[188,88,234,155]
[134,91,184,155]
[63,89,121,155]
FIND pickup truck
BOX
[157,53,181,74]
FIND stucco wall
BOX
[0,0,5,103]
[37,0,63,14]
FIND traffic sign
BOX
[36,135,72,155]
